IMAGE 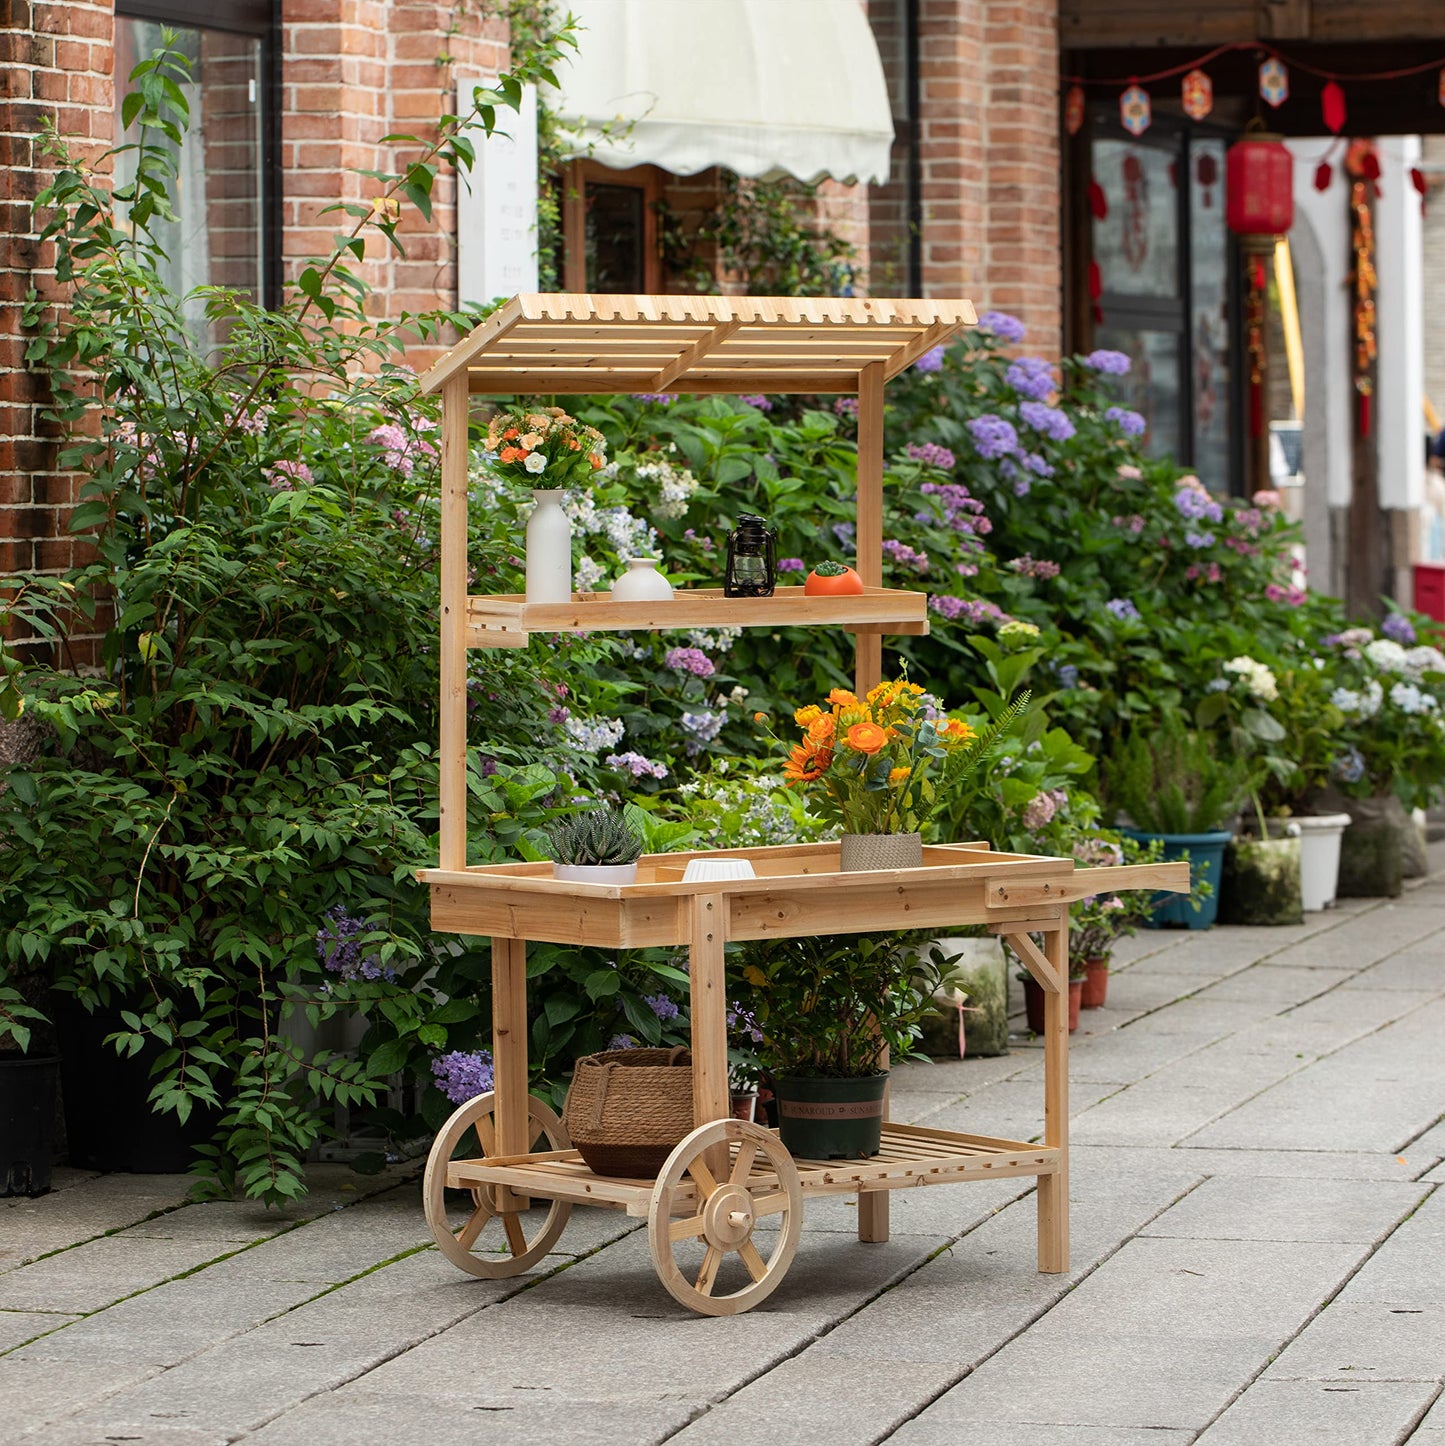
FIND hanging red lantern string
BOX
[1321,79,1347,134]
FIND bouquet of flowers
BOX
[484,405,606,489]
[759,676,1027,836]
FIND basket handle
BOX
[588,1059,617,1132]
[666,1045,689,1066]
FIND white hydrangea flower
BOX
[1364,638,1408,672]
[1222,655,1278,702]
[1403,645,1445,677]
[1389,681,1437,715]
[563,715,625,752]
[573,554,604,592]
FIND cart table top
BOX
[418,841,1188,946]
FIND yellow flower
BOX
[866,680,902,708]
[807,713,836,745]
[827,688,858,708]
[794,704,822,727]
[938,717,977,746]
[888,766,911,786]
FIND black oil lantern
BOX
[724,513,776,598]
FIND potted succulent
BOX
[545,805,645,884]
[1104,715,1250,929]
[731,932,946,1159]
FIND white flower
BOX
[1389,681,1437,715]
[1364,638,1408,673]
[523,451,547,474]
[520,432,543,449]
[573,554,604,592]
[1404,645,1445,677]
[1222,655,1278,702]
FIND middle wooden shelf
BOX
[464,584,931,647]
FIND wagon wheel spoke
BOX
[738,1239,768,1283]
[729,1140,758,1188]
[474,1113,496,1158]
[687,1155,720,1197]
[668,1214,707,1243]
[695,1246,723,1295]
[457,1202,492,1250]
[502,1210,529,1257]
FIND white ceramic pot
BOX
[681,856,756,883]
[1295,812,1352,912]
[610,556,674,602]
[526,488,572,603]
[552,861,639,885]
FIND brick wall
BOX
[0,0,114,664]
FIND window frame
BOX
[115,0,281,308]
[559,160,663,294]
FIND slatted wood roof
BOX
[419,293,977,397]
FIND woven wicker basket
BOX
[562,1046,694,1178]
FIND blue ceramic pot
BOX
[1119,828,1233,929]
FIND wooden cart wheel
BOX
[423,1090,573,1278]
[647,1119,803,1316]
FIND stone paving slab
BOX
[1074,1143,1431,1181]
[1260,1299,1445,1383]
[1194,1379,1438,1442]
[0,1310,80,1354]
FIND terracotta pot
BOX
[1079,958,1109,1009]
[1021,975,1082,1034]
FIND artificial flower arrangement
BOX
[485,405,606,489]
[758,676,1027,837]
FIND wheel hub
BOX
[702,1183,755,1249]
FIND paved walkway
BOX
[6,844,1445,1445]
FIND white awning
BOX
[551,0,895,186]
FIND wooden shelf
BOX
[445,1123,1062,1218]
[464,584,930,648]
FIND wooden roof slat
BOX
[423,293,976,396]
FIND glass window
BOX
[1095,326,1183,461]
[1093,137,1181,301]
[1189,139,1234,492]
[113,15,266,330]
[585,184,647,292]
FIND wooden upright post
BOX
[1037,919,1070,1272]
[438,374,470,871]
[491,935,530,1211]
[689,893,731,1180]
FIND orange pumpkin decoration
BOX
[803,561,865,596]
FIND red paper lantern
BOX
[1226,133,1294,240]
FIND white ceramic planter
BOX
[1295,812,1352,912]
[610,556,674,602]
[681,856,756,883]
[525,488,572,603]
[552,861,639,886]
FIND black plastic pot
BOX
[774,1073,887,1159]
[1,1054,61,1196]
[56,1001,217,1173]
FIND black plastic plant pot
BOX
[1,1054,61,1197]
[56,1001,218,1174]
[774,1073,887,1159]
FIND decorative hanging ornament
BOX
[1065,84,1085,136]
[1412,166,1428,215]
[1226,131,1295,240]
[1258,58,1289,109]
[1314,160,1333,192]
[1321,80,1347,135]
[1120,83,1151,137]
[1088,178,1109,220]
[1182,69,1213,122]
[1196,152,1219,207]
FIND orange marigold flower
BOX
[794,704,822,727]
[499,446,521,463]
[827,688,858,708]
[845,721,889,754]
[504,427,520,440]
[753,711,769,723]
[806,714,835,745]
[939,718,977,744]
[783,741,832,783]
[888,766,911,786]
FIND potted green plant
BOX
[545,805,645,884]
[1067,832,1161,1008]
[1103,715,1250,929]
[732,932,946,1159]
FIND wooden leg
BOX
[857,1042,890,1242]
[491,935,530,1210]
[1037,919,1069,1273]
[688,893,730,1180]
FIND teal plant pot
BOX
[1120,828,1233,930]
[774,1073,887,1159]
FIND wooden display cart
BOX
[414,294,1188,1315]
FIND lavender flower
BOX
[315,906,395,982]
[929,595,1010,626]
[1056,663,1080,688]
[831,521,856,546]
[1184,531,1216,549]
[431,1050,494,1104]
[1382,613,1418,645]
[605,750,669,780]
[1018,401,1075,442]
[607,1034,637,1051]
[738,394,773,410]
[1083,349,1132,375]
[1023,452,1054,477]
[664,646,716,678]
[906,441,957,469]
[913,345,946,372]
[776,557,805,573]
[564,714,626,752]
[1174,487,1224,524]
[1333,746,1366,784]
[1006,356,1056,401]
[1105,597,1141,620]
[882,539,930,574]
[978,310,1026,343]
[834,397,859,418]
[644,993,680,1022]
[1104,406,1147,437]
[631,392,677,403]
[726,1003,765,1044]
[967,413,1019,460]
[1008,554,1061,579]
[680,709,725,745]
[1021,791,1058,831]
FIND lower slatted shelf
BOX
[445,1122,1061,1218]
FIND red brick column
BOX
[0,0,113,663]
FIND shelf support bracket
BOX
[645,319,743,393]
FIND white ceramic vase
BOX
[610,556,674,602]
[1295,812,1352,912]
[526,488,572,604]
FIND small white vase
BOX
[1296,812,1352,912]
[610,556,674,602]
[526,489,572,604]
